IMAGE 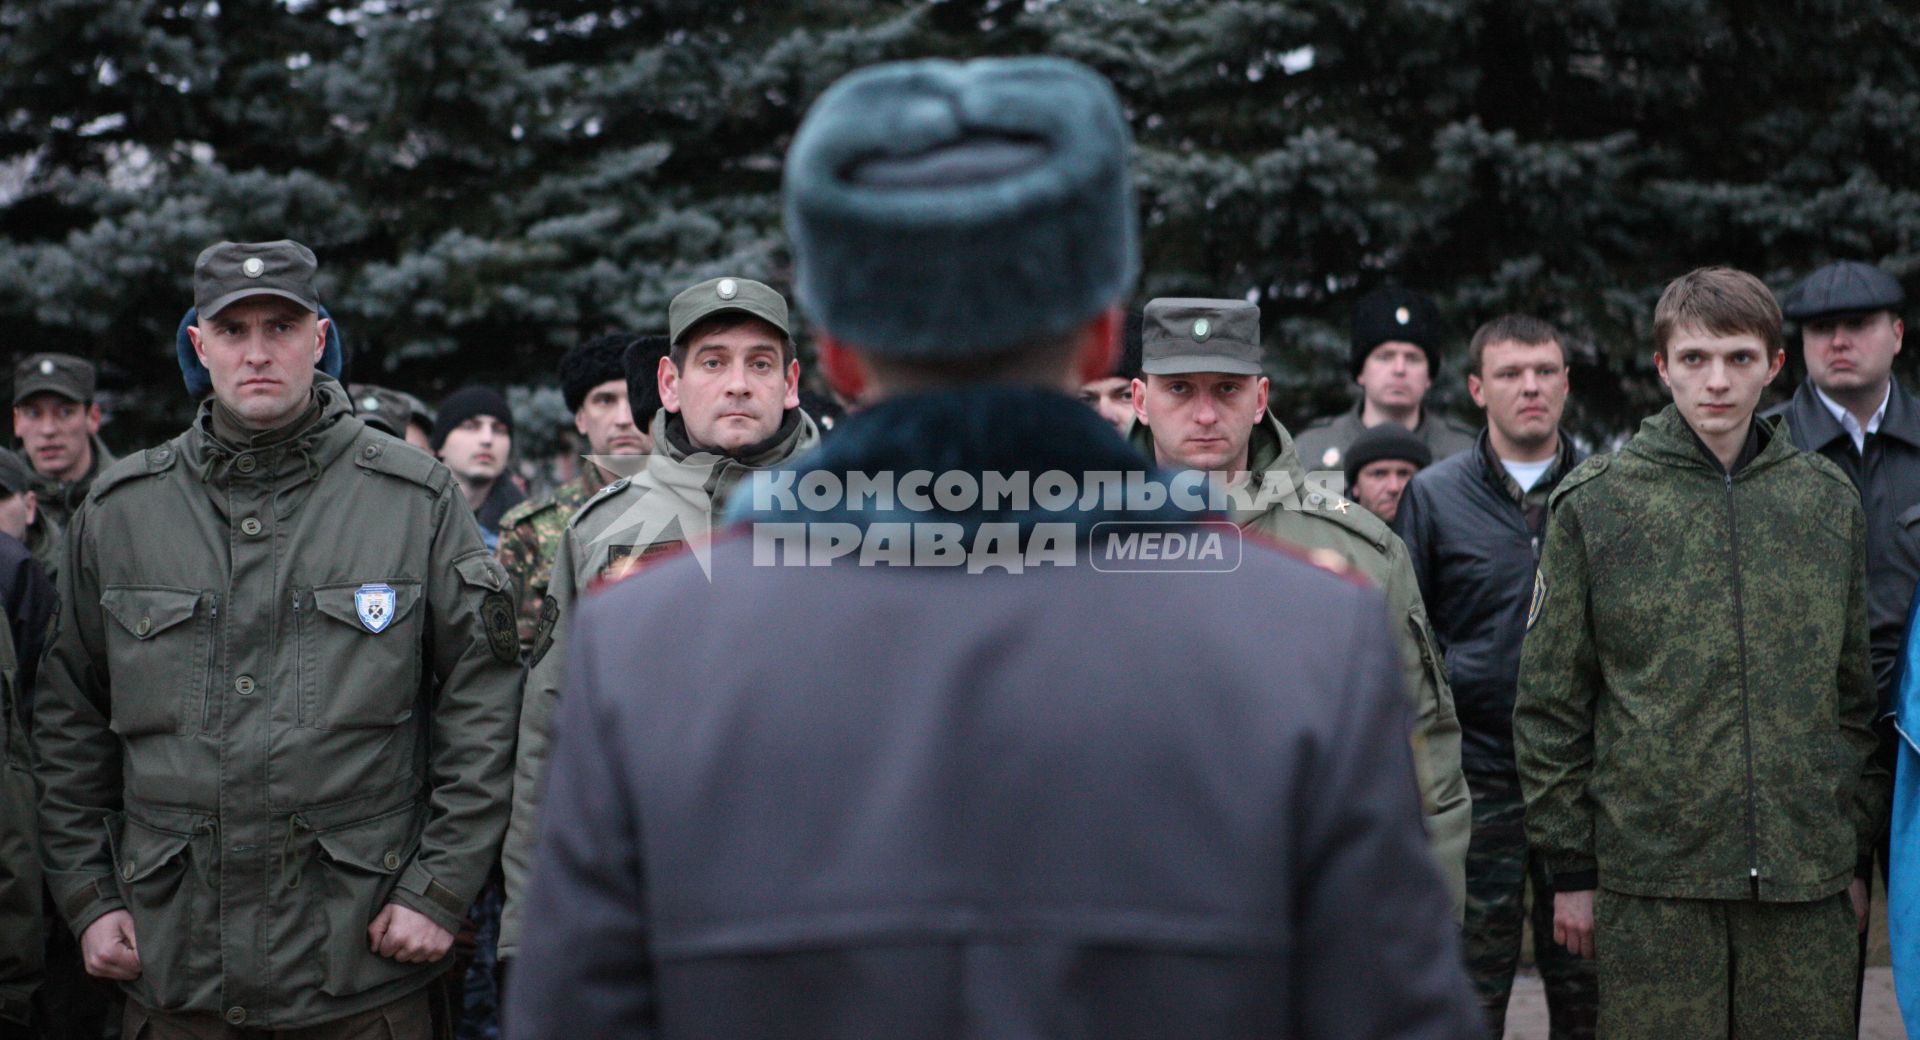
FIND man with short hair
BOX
[1078,310,1143,432]
[1128,295,1470,917]
[433,386,522,551]
[508,57,1479,1039]
[1295,287,1475,495]
[33,239,523,1038]
[1344,423,1431,523]
[1396,314,1596,1038]
[1515,267,1882,1039]
[497,278,820,966]
[12,353,114,536]
[496,334,647,652]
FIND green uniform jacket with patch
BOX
[32,379,524,1028]
[0,614,34,1026]
[1130,413,1471,918]
[497,409,820,958]
[1514,405,1884,901]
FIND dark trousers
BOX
[1462,769,1597,1039]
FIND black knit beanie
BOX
[431,385,514,452]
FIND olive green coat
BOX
[498,410,820,958]
[1130,413,1471,917]
[0,616,34,1027]
[1514,406,1883,901]
[32,379,524,1028]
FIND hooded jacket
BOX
[1515,405,1883,900]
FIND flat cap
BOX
[784,56,1137,359]
[194,240,319,320]
[1351,287,1443,375]
[0,448,31,496]
[1141,298,1264,376]
[668,278,790,345]
[13,353,96,404]
[1781,261,1905,322]
[350,384,433,439]
[1343,422,1433,487]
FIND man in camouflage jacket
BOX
[1514,268,1884,1040]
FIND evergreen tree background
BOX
[2,0,1916,453]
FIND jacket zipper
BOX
[1724,471,1761,898]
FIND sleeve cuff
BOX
[1549,869,1598,892]
[58,875,126,938]
[391,862,473,934]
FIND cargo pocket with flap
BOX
[99,587,211,737]
[314,805,423,997]
[109,813,215,1010]
[296,580,423,730]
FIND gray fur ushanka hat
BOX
[783,56,1139,359]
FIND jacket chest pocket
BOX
[100,587,213,737]
[295,580,423,729]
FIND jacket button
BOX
[240,517,263,537]
[122,860,136,880]
[234,455,257,474]
[234,675,256,696]
[225,1007,246,1026]
[383,851,400,870]
[364,445,380,459]
[135,617,151,637]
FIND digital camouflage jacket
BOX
[1514,405,1884,901]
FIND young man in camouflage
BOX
[1127,295,1470,917]
[1514,267,1884,1039]
[493,333,650,651]
[496,277,819,966]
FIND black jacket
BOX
[508,388,1481,1040]
[1395,429,1583,775]
[1766,380,1920,717]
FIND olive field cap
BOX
[1141,298,1264,376]
[193,240,320,320]
[668,277,790,345]
[1780,261,1906,322]
[783,56,1137,359]
[13,353,96,404]
[0,448,32,496]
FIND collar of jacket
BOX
[649,407,821,509]
[1475,425,1579,499]
[180,376,359,485]
[1624,403,1795,478]
[1782,377,1920,451]
[736,384,1196,539]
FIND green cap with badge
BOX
[667,277,790,345]
[1140,298,1264,376]
[193,240,320,320]
[13,352,97,405]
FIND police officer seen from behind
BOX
[510,57,1479,1039]
[1343,422,1431,523]
[33,240,523,1039]
[1394,314,1595,1039]
[1127,296,1470,919]
[12,352,115,532]
[1515,268,1882,1040]
[497,278,820,967]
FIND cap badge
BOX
[717,278,738,300]
[38,360,53,375]
[1192,318,1211,341]
[360,396,380,411]
[1395,306,1410,325]
[1322,447,1340,467]
[243,258,265,278]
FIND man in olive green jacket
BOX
[33,241,522,1036]
[498,276,820,962]
[1128,296,1470,918]
[1514,267,1883,1039]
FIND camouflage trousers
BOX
[1463,769,1596,1039]
[1594,889,1857,1040]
